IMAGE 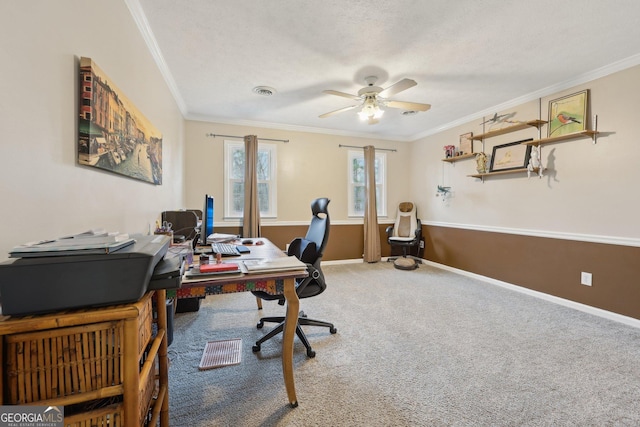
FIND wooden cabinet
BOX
[0,290,169,426]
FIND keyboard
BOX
[211,242,241,256]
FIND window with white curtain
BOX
[223,140,277,218]
[347,150,386,217]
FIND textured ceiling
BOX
[132,0,640,141]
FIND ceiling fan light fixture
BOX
[252,86,276,96]
[359,98,384,121]
[320,76,430,123]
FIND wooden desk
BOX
[169,238,306,408]
[167,238,307,408]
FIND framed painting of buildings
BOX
[78,57,163,184]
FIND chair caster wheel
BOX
[330,327,337,334]
[306,349,316,358]
[256,321,264,329]
[252,344,261,353]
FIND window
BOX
[348,150,386,217]
[224,141,277,218]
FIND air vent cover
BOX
[252,86,276,96]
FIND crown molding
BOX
[125,2,640,144]
[412,53,640,141]
[124,0,188,116]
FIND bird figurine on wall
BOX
[436,185,451,201]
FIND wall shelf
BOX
[442,153,476,163]
[465,111,603,181]
[470,120,547,141]
[468,167,543,179]
[521,130,600,146]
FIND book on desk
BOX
[242,256,307,273]
[183,256,306,282]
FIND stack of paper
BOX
[185,262,246,279]
[10,234,135,257]
[242,256,307,273]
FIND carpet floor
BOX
[167,262,640,426]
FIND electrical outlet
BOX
[581,272,592,286]
[419,240,425,249]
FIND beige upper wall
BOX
[0,1,185,260]
[410,65,640,241]
[184,121,412,224]
[3,0,638,264]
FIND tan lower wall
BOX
[423,225,640,321]
[218,222,640,321]
[216,223,395,261]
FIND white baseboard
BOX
[324,257,640,329]
[421,259,640,330]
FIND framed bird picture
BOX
[548,90,588,138]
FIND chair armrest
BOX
[385,225,394,238]
[414,219,422,239]
[295,263,315,292]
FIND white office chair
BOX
[386,202,422,270]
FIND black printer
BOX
[0,234,183,316]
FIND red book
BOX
[199,263,239,273]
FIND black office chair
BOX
[251,197,336,358]
[386,202,422,270]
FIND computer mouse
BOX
[241,239,253,245]
[255,240,264,245]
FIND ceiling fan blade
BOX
[378,78,417,98]
[319,105,358,118]
[322,89,361,101]
[386,100,431,112]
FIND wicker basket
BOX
[139,358,158,424]
[64,402,123,427]
[4,297,153,405]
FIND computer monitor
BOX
[199,194,214,245]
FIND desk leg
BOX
[282,277,299,407]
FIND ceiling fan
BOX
[319,76,431,124]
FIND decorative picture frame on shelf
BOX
[489,139,533,172]
[548,90,588,138]
[459,132,473,154]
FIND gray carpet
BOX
[167,262,640,426]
